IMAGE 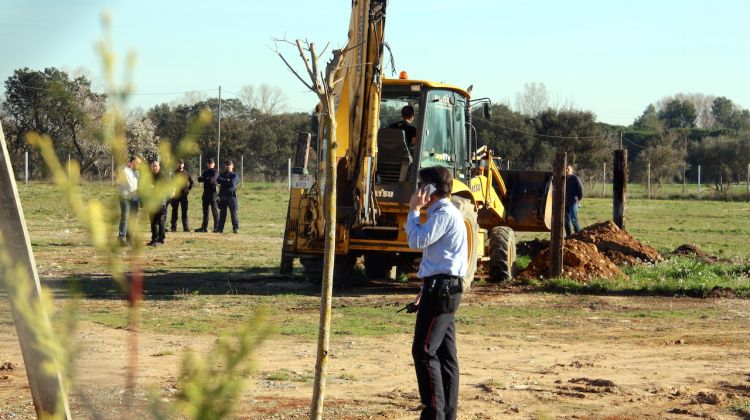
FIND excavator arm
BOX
[328,0,387,226]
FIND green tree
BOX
[711,96,750,131]
[658,99,697,129]
[633,131,687,191]
[473,104,545,170]
[3,67,107,177]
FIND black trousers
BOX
[149,206,167,243]
[412,281,461,420]
[170,195,190,231]
[200,193,218,230]
[217,196,239,232]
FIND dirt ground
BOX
[2,281,749,419]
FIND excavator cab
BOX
[374,79,471,204]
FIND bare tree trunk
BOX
[310,104,337,419]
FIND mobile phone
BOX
[423,183,437,196]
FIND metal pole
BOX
[602,162,606,197]
[67,154,71,182]
[682,165,686,196]
[647,162,651,199]
[506,160,510,170]
[240,155,244,187]
[620,132,623,149]
[24,150,28,184]
[747,163,749,202]
[217,86,221,164]
[199,154,202,173]
[697,164,701,198]
[288,158,292,190]
[550,152,566,278]
[110,155,114,186]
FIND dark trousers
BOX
[412,287,461,420]
[200,193,218,230]
[149,206,167,243]
[170,195,190,231]
[217,196,239,232]
[565,203,581,237]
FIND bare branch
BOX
[275,50,314,92]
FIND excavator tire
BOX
[451,196,479,292]
[489,226,516,282]
[300,254,357,286]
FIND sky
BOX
[1,0,749,126]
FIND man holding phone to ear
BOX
[405,166,468,420]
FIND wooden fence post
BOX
[613,149,627,229]
[0,122,72,418]
[550,152,566,278]
[647,162,651,199]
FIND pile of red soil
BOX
[516,221,662,282]
[517,239,624,283]
[571,221,662,265]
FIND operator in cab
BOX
[389,105,417,152]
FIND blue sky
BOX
[1,0,749,125]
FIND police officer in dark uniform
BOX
[170,159,194,232]
[215,159,240,233]
[195,158,219,232]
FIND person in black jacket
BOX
[215,159,240,233]
[169,159,194,232]
[388,105,417,152]
[147,160,168,246]
[565,164,584,237]
[194,158,219,232]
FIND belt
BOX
[422,274,463,294]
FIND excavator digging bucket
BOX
[499,170,553,232]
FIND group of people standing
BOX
[117,157,240,247]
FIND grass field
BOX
[2,181,750,418]
[6,180,749,336]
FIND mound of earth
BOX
[673,244,718,263]
[571,221,662,265]
[517,239,623,283]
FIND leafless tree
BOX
[238,84,287,114]
[515,82,550,117]
[274,38,349,420]
[169,90,209,107]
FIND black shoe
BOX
[170,228,177,232]
[212,229,222,233]
[183,228,190,232]
[194,228,207,232]
[146,241,157,246]
[233,229,239,234]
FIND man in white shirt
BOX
[118,156,141,245]
[405,166,468,420]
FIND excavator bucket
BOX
[499,170,553,232]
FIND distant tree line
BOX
[2,69,749,194]
[1,67,311,181]
[475,84,750,196]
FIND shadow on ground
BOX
[34,268,421,300]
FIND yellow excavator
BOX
[280,0,552,289]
